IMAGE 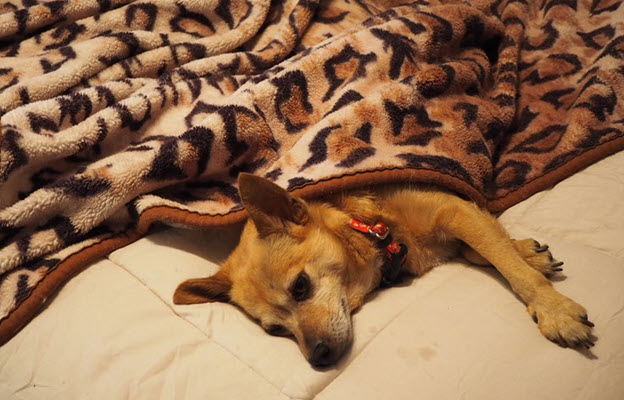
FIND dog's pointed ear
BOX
[173,270,232,304]
[238,173,308,237]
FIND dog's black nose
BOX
[310,341,333,367]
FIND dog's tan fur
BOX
[174,174,595,366]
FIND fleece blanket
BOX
[0,0,623,344]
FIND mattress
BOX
[1,151,623,400]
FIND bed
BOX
[1,150,622,400]
[1,0,624,398]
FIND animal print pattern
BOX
[0,0,623,343]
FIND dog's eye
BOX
[266,324,289,336]
[291,271,311,302]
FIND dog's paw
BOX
[527,291,595,349]
[513,239,564,276]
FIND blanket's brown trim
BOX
[488,135,624,212]
[137,206,247,229]
[289,166,487,207]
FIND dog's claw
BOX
[573,337,595,349]
[583,339,595,348]
[532,313,538,324]
[580,315,595,327]
[552,261,564,268]
[551,336,568,348]
[552,267,563,272]
[536,245,550,253]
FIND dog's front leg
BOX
[436,199,595,348]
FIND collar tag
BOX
[368,222,389,240]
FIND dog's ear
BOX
[173,270,232,304]
[238,173,308,237]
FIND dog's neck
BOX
[313,191,407,307]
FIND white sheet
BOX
[1,151,623,400]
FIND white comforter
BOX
[1,152,623,400]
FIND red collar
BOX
[349,218,407,286]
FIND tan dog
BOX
[173,173,595,367]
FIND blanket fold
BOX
[0,0,623,344]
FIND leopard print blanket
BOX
[0,0,623,343]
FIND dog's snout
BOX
[310,341,334,367]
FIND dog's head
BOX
[174,174,381,367]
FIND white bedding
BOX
[1,151,623,400]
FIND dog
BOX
[173,173,595,367]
